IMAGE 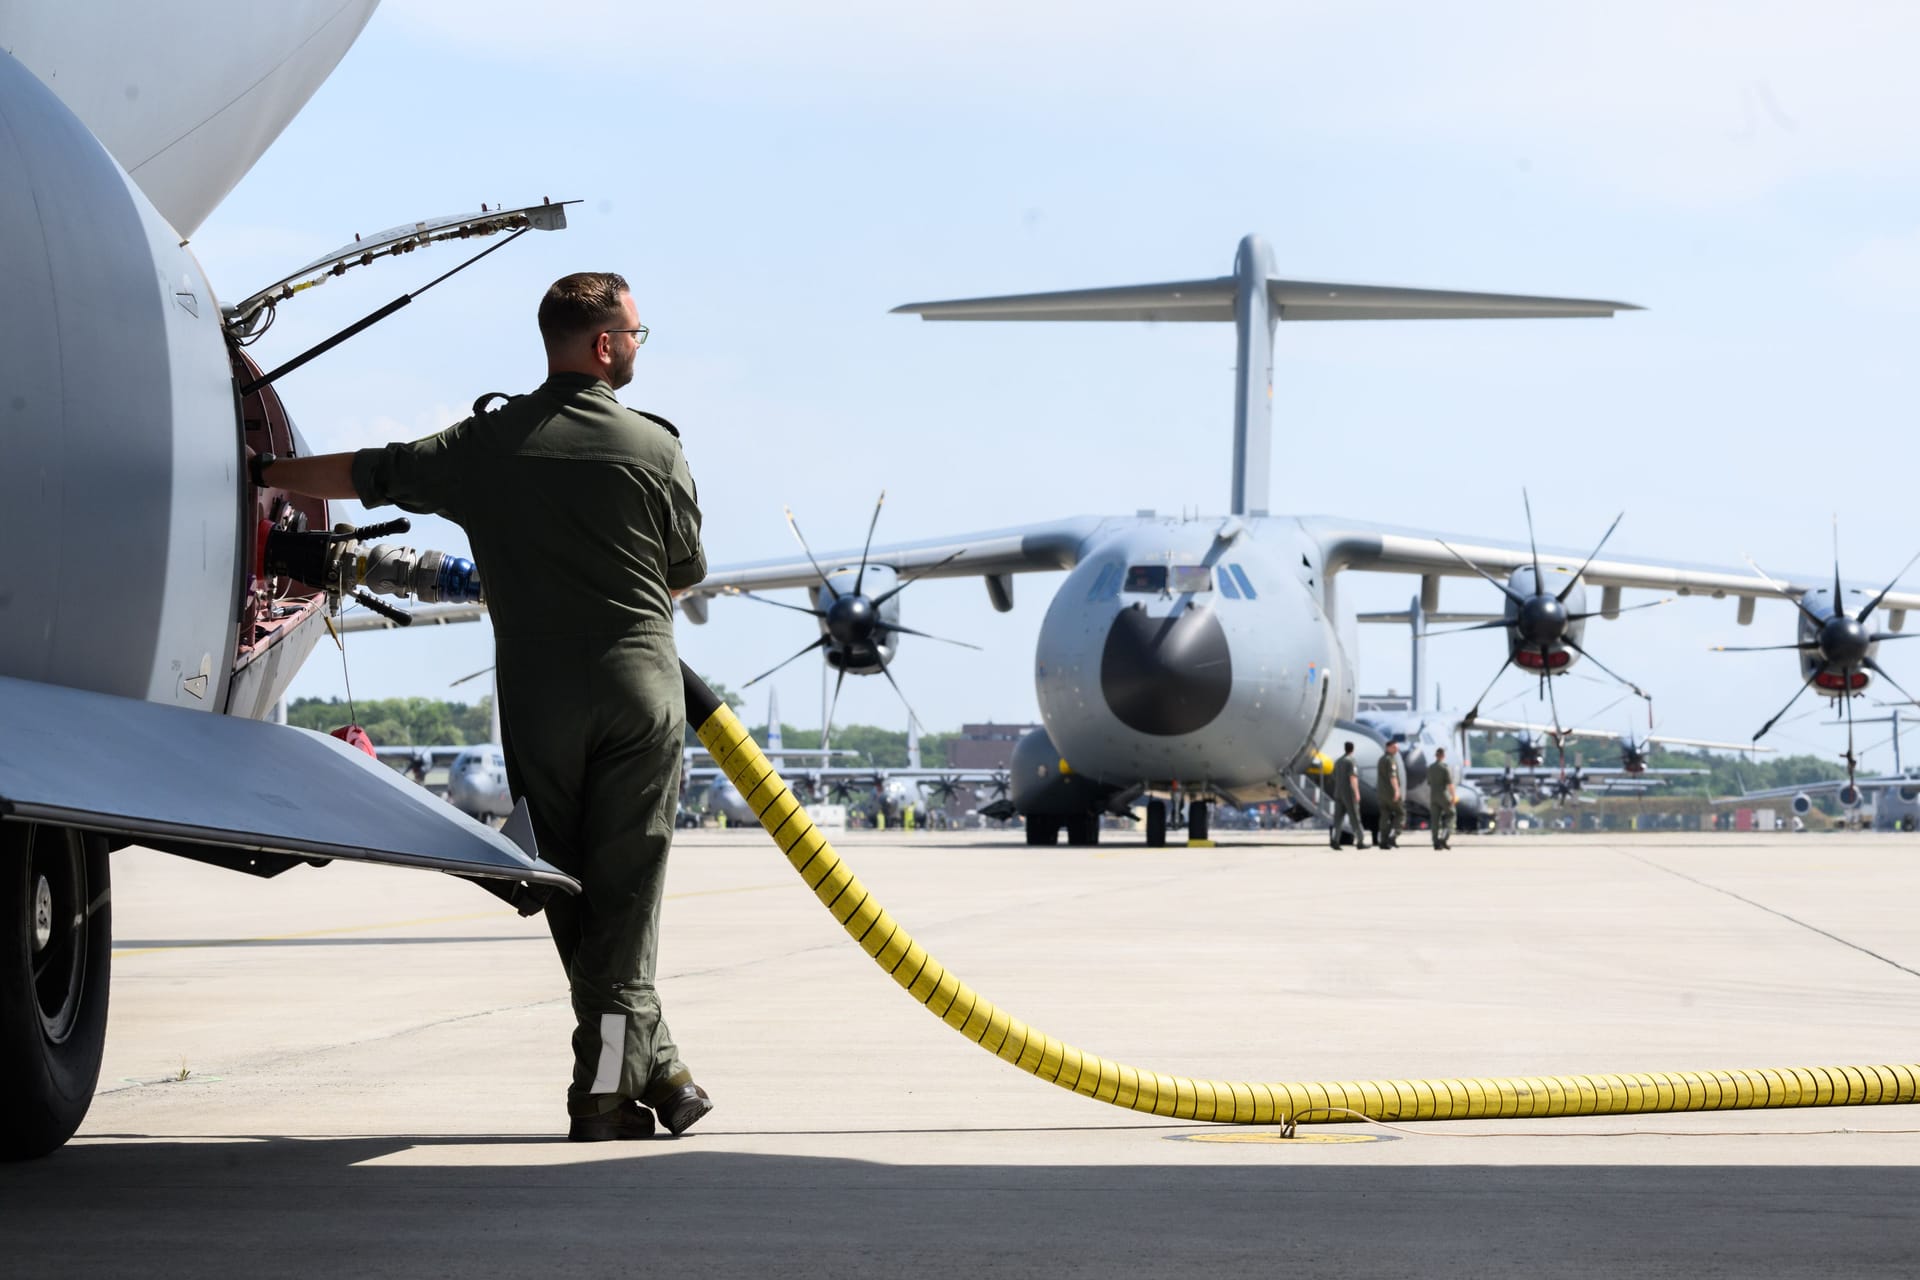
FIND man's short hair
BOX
[539,271,630,349]
[1434,746,1447,758]
[1343,741,1354,753]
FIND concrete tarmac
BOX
[6,829,1920,1276]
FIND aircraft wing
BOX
[374,744,468,767]
[338,603,488,633]
[1715,776,1912,803]
[1302,517,1920,617]
[1464,719,1772,754]
[686,516,1105,601]
[0,675,575,891]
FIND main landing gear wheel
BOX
[0,825,111,1160]
[1025,816,1060,846]
[1145,799,1167,847]
[1065,815,1100,847]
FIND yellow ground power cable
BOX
[680,665,1920,1126]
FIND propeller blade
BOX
[1713,642,1823,653]
[450,663,495,688]
[743,636,829,688]
[721,588,827,619]
[1833,515,1843,611]
[871,549,967,607]
[1566,596,1674,621]
[1843,665,1859,786]
[1755,671,1820,741]
[1558,510,1624,603]
[1870,631,1920,643]
[1435,539,1525,607]
[877,662,924,734]
[1542,648,1564,756]
[883,622,983,650]
[1425,618,1513,636]
[1522,489,1544,594]
[822,667,848,753]
[852,490,886,599]
[1461,654,1517,728]
[1856,547,1920,626]
[1865,658,1920,717]
[785,506,841,601]
[1563,638,1649,702]
[1743,554,1825,629]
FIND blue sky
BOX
[194,1,1920,768]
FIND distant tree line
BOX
[290,683,960,768]
[288,696,493,748]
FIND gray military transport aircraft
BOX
[0,6,577,1158]
[682,241,1920,848]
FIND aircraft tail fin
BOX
[894,235,1638,517]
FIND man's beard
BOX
[609,346,636,389]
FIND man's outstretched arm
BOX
[259,452,357,499]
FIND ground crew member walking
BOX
[1329,742,1366,848]
[1376,740,1405,850]
[1428,746,1457,850]
[259,271,712,1142]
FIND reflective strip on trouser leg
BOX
[591,1013,625,1095]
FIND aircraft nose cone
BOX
[1100,604,1232,736]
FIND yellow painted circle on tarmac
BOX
[1171,1130,1392,1145]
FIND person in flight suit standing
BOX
[1376,740,1406,850]
[259,272,712,1141]
[1329,741,1366,849]
[1428,746,1457,851]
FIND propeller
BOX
[1715,524,1920,785]
[732,492,978,751]
[1437,491,1666,750]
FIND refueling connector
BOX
[263,516,483,627]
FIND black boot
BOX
[651,1082,715,1137]
[568,1100,656,1142]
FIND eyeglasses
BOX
[603,325,649,345]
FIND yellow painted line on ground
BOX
[113,883,787,959]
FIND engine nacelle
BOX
[0,50,240,710]
[1792,792,1813,817]
[1008,726,1110,819]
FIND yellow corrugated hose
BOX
[683,667,1920,1126]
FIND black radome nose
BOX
[1100,605,1232,736]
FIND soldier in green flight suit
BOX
[1328,741,1366,848]
[260,272,711,1142]
[1376,740,1405,850]
[1428,746,1457,850]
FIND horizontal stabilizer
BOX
[895,278,1638,324]
[0,675,576,890]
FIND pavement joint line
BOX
[1619,848,1920,982]
[110,884,789,959]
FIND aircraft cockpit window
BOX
[492,754,505,768]
[1218,570,1242,600]
[1123,565,1212,593]
[1170,566,1211,593]
[1229,564,1258,599]
[1087,564,1121,602]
